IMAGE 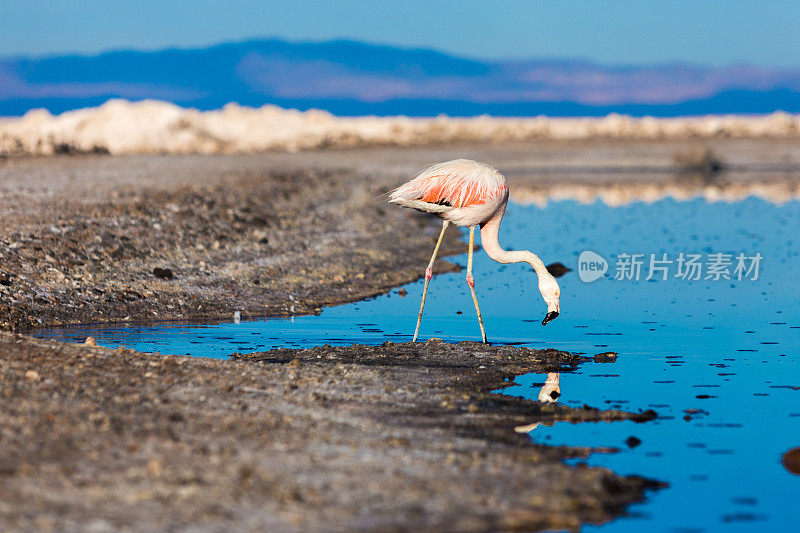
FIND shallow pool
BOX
[36,197,800,532]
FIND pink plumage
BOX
[388,159,508,227]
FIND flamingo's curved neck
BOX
[479,206,548,277]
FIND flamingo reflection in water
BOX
[513,373,561,434]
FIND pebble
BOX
[782,447,800,475]
[153,267,174,280]
[593,352,619,363]
[545,262,572,278]
[625,436,642,448]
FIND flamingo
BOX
[389,159,561,343]
[514,372,562,433]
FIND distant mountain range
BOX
[2,38,800,117]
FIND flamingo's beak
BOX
[542,301,560,325]
[542,310,559,325]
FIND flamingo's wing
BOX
[389,159,507,209]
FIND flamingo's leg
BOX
[413,220,449,342]
[466,226,488,343]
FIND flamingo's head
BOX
[538,275,560,325]
[538,373,561,403]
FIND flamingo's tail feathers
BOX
[373,189,393,201]
[387,181,416,203]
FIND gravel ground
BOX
[0,333,658,532]
[0,153,465,330]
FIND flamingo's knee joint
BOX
[425,267,433,281]
[466,274,475,288]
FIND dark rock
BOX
[153,267,174,280]
[782,447,800,475]
[593,351,618,363]
[546,262,572,278]
[625,436,642,448]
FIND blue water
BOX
[36,197,800,532]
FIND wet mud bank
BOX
[0,333,660,531]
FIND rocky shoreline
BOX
[0,333,659,531]
[0,153,463,331]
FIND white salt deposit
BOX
[2,99,800,157]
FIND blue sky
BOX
[1,0,799,67]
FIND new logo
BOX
[578,250,608,282]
